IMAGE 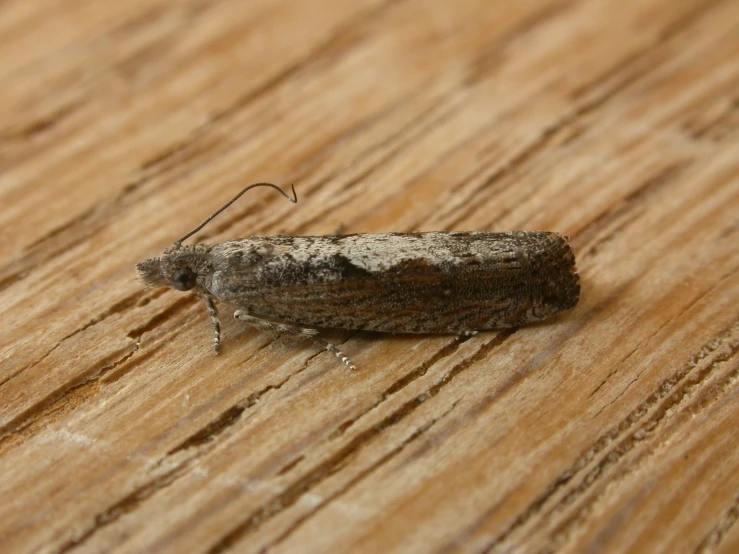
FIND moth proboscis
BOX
[137,183,580,370]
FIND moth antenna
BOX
[174,182,297,247]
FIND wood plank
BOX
[0,0,737,552]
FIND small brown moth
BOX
[137,183,579,369]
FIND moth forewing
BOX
[205,232,578,333]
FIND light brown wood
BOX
[1,0,738,552]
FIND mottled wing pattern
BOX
[207,232,579,333]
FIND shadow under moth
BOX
[137,183,580,370]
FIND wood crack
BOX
[590,266,736,413]
[328,336,468,440]
[53,337,343,551]
[62,335,467,552]
[543,329,739,551]
[695,492,739,553]
[164,344,313,458]
[0,289,148,388]
[0,295,196,446]
[205,332,512,553]
[0,341,140,451]
[262,400,461,552]
[55,463,188,554]
[476,320,739,553]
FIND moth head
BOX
[136,183,296,296]
[136,245,211,293]
[134,183,297,356]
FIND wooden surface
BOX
[1,0,738,552]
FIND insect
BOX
[137,183,580,370]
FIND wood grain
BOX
[1,0,737,552]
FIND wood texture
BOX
[0,0,737,552]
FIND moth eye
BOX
[172,269,197,291]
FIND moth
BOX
[137,183,580,369]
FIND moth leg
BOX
[204,296,221,354]
[234,310,356,371]
[460,330,479,337]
